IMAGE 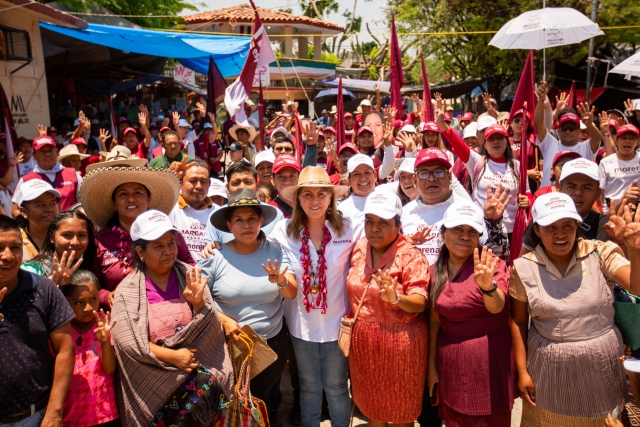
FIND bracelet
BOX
[277,276,289,290]
[390,294,401,305]
[480,281,498,296]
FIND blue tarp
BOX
[39,22,251,78]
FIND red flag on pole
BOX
[224,0,275,125]
[567,80,576,109]
[420,53,434,122]
[257,80,264,152]
[336,75,345,152]
[293,109,304,164]
[389,15,404,120]
[109,97,118,142]
[508,50,536,266]
[207,55,227,118]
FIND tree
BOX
[44,0,196,28]
[300,0,339,19]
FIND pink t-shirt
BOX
[145,270,180,304]
[63,328,118,427]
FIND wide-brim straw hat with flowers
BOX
[79,166,180,228]
[281,166,349,201]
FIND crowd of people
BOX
[3,79,640,427]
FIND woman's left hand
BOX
[624,207,640,251]
[262,259,289,288]
[50,250,83,286]
[373,269,399,303]
[184,267,208,308]
[517,194,530,209]
[473,247,499,291]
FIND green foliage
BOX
[42,0,197,28]
[278,7,293,14]
[308,45,341,64]
[407,56,447,85]
[300,0,339,18]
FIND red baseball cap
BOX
[558,112,580,127]
[483,124,509,140]
[32,135,56,151]
[71,137,87,146]
[123,127,137,137]
[159,126,172,133]
[609,119,619,130]
[357,126,373,136]
[117,117,130,124]
[46,126,59,135]
[344,112,353,119]
[415,147,452,170]
[552,151,581,167]
[420,121,440,133]
[617,124,640,138]
[272,154,302,174]
[323,126,336,134]
[460,112,473,122]
[444,113,452,122]
[392,119,403,130]
[338,143,358,155]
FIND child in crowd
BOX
[257,183,277,203]
[60,270,119,427]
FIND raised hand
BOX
[50,250,83,286]
[599,111,610,132]
[624,180,640,205]
[555,92,568,115]
[9,152,23,166]
[78,110,87,128]
[36,124,46,136]
[473,246,499,291]
[483,184,512,221]
[625,98,636,116]
[138,111,147,128]
[93,309,116,343]
[535,81,548,102]
[576,102,595,126]
[605,199,633,245]
[207,111,215,124]
[169,156,193,178]
[184,267,208,310]
[434,94,446,120]
[396,131,416,153]
[372,268,399,303]
[99,129,111,144]
[482,92,493,109]
[304,121,320,147]
[196,101,206,115]
[172,111,180,126]
[623,205,640,251]
[411,93,421,107]
[388,107,398,121]
[383,121,394,146]
[374,83,380,92]
[407,226,435,246]
[261,259,290,288]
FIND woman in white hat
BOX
[79,166,194,308]
[110,210,234,427]
[428,201,515,426]
[511,192,640,426]
[268,166,354,427]
[346,190,429,425]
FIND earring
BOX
[327,207,332,215]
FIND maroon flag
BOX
[567,80,576,108]
[109,97,118,141]
[207,55,227,118]
[224,0,275,124]
[420,53,434,122]
[336,75,345,152]
[0,82,17,184]
[509,50,537,124]
[293,109,304,164]
[257,80,264,152]
[389,15,404,120]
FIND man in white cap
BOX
[173,111,198,159]
[168,159,216,261]
[193,121,224,178]
[520,157,611,255]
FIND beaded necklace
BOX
[300,225,332,314]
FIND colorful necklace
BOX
[300,225,332,314]
[112,225,132,275]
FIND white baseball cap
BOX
[360,99,372,107]
[208,178,228,199]
[443,201,484,234]
[254,150,276,167]
[400,124,417,134]
[271,126,289,138]
[14,179,61,206]
[532,192,582,226]
[130,209,178,241]
[559,158,599,182]
[347,153,375,174]
[463,122,478,139]
[204,123,213,129]
[477,115,498,131]
[363,190,403,220]
[394,158,416,181]
[178,119,192,128]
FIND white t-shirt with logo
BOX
[537,132,596,188]
[466,151,529,233]
[599,152,640,204]
[268,218,355,342]
[169,203,217,261]
[337,194,368,242]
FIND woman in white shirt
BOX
[599,124,640,207]
[268,166,354,427]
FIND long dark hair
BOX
[396,183,411,206]
[430,225,451,308]
[34,211,98,272]
[477,137,519,187]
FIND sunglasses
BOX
[275,146,294,153]
[416,169,447,180]
[559,126,579,133]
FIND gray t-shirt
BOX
[198,239,291,339]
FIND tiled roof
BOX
[183,5,344,32]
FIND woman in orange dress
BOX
[346,190,430,425]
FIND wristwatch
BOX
[480,281,498,296]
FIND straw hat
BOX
[57,144,90,162]
[229,124,257,142]
[281,166,349,201]
[79,167,180,228]
[209,188,278,233]
[85,146,147,173]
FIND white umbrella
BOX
[489,7,604,78]
[609,51,640,79]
